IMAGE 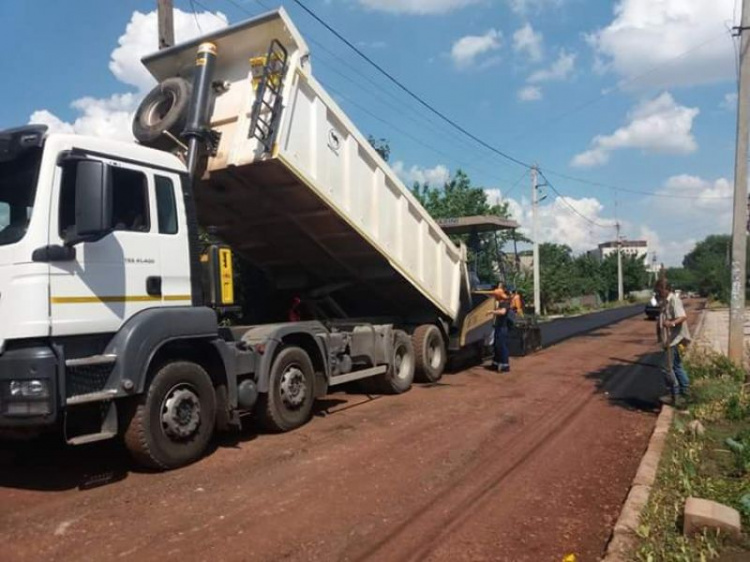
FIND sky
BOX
[0,0,741,266]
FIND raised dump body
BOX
[143,8,465,323]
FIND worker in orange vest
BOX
[509,286,524,317]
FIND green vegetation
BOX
[531,243,649,314]
[665,234,746,303]
[635,350,750,561]
[408,166,651,312]
[410,169,521,283]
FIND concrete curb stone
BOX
[601,407,674,561]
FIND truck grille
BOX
[66,363,115,399]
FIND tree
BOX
[367,135,391,163]
[664,267,697,293]
[410,169,521,283]
[537,243,575,313]
[600,252,649,301]
[571,253,606,297]
[682,235,733,301]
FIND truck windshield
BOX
[0,148,41,247]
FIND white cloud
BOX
[657,175,733,215]
[638,175,733,265]
[393,161,450,186]
[29,110,75,135]
[451,29,503,69]
[513,23,543,62]
[530,195,617,252]
[358,0,482,14]
[571,92,699,168]
[527,50,576,83]
[30,9,227,140]
[588,0,736,89]
[484,188,616,254]
[110,9,228,93]
[30,94,139,141]
[638,225,696,268]
[517,85,542,101]
[508,0,563,15]
[720,92,738,111]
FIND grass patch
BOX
[634,350,750,561]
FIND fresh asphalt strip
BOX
[539,304,644,348]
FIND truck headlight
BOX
[9,380,50,399]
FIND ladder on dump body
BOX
[248,39,289,153]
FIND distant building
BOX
[588,240,649,263]
[518,250,534,274]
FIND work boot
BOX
[674,395,689,410]
[658,394,676,406]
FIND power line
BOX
[326,83,518,187]
[539,170,612,229]
[509,32,728,147]
[285,0,734,201]
[288,0,533,170]
[204,0,732,203]
[539,168,733,200]
[188,0,204,33]
[502,169,530,201]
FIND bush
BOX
[725,392,750,422]
[685,350,746,383]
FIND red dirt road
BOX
[0,305,700,562]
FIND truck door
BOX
[152,172,192,306]
[49,157,166,337]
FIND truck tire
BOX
[256,347,315,433]
[364,330,415,395]
[123,361,216,470]
[132,77,192,151]
[412,324,446,383]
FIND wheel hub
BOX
[280,366,307,409]
[394,346,411,380]
[428,340,442,369]
[161,387,201,440]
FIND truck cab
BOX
[0,125,414,469]
[0,126,213,439]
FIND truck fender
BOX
[241,322,329,394]
[105,307,220,395]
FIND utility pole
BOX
[158,0,175,50]
[532,165,541,315]
[616,222,624,301]
[729,0,750,367]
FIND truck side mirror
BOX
[69,160,113,244]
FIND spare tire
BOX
[133,77,192,150]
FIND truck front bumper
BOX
[0,345,59,429]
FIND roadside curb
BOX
[602,305,707,561]
[601,406,674,561]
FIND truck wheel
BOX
[123,361,216,470]
[365,330,415,395]
[256,347,315,433]
[132,77,192,151]
[412,324,446,383]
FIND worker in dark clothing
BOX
[489,286,512,372]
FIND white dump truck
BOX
[0,9,516,469]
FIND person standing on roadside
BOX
[655,279,691,406]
